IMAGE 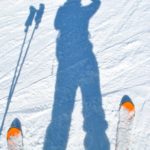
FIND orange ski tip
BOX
[121,101,135,112]
[7,127,22,141]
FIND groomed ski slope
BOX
[0,0,150,149]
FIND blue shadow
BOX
[25,6,37,32]
[43,0,110,150]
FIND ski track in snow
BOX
[0,0,150,149]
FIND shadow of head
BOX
[54,0,101,67]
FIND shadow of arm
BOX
[83,0,101,18]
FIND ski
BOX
[7,118,23,150]
[115,95,135,150]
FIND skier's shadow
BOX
[44,0,110,150]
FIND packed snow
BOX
[0,0,149,149]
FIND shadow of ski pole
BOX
[9,26,36,99]
[0,4,45,135]
[0,31,27,135]
[0,27,36,136]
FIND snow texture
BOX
[0,0,150,150]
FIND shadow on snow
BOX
[0,4,45,135]
[43,0,110,150]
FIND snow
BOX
[0,0,150,149]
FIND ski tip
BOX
[7,128,22,141]
[120,95,135,112]
[7,118,22,141]
[10,118,21,129]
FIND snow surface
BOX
[0,0,150,149]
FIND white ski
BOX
[115,95,135,150]
[7,118,23,150]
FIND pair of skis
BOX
[6,95,135,150]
